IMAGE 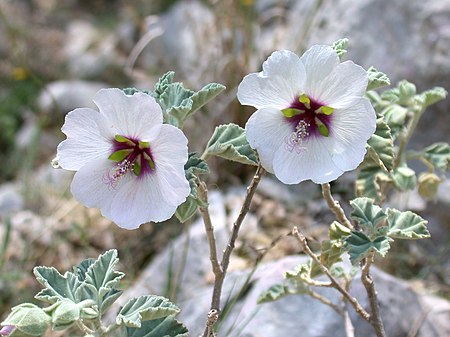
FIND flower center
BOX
[282,94,334,153]
[103,135,155,189]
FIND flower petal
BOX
[70,158,118,218]
[58,108,113,170]
[93,88,163,140]
[237,50,305,109]
[300,45,340,99]
[273,137,343,184]
[109,174,179,229]
[328,98,376,171]
[150,124,191,205]
[245,107,292,173]
[316,61,369,108]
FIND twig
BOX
[292,227,371,322]
[321,183,353,229]
[344,310,356,337]
[361,254,386,337]
[200,164,265,337]
[198,181,222,276]
[308,290,343,316]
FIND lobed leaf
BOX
[257,284,289,304]
[345,232,391,264]
[204,123,258,165]
[367,67,391,91]
[386,209,430,240]
[391,167,417,191]
[366,118,394,171]
[423,142,450,171]
[33,267,80,303]
[350,197,387,236]
[417,86,447,107]
[331,38,349,59]
[187,83,226,118]
[124,316,188,337]
[117,295,180,328]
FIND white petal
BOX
[151,124,191,206]
[93,88,163,140]
[300,45,340,98]
[328,98,376,171]
[237,50,305,109]
[245,107,293,173]
[273,136,343,184]
[109,174,180,229]
[58,108,113,170]
[316,61,369,108]
[70,158,119,218]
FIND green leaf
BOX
[380,104,408,137]
[187,83,226,117]
[350,197,387,238]
[417,86,447,107]
[122,88,153,96]
[366,118,394,171]
[356,166,390,202]
[331,38,349,59]
[367,66,391,91]
[398,80,416,103]
[153,71,175,97]
[74,258,95,281]
[117,295,180,328]
[257,284,289,304]
[185,152,209,176]
[284,264,310,280]
[33,267,81,303]
[329,221,351,241]
[204,123,258,165]
[386,209,430,240]
[125,316,188,337]
[83,249,125,312]
[310,240,343,278]
[2,303,51,337]
[175,196,199,223]
[345,231,391,264]
[423,142,450,171]
[391,166,417,190]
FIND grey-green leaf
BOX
[367,66,391,91]
[331,38,349,59]
[33,267,80,303]
[418,86,447,107]
[367,118,394,171]
[345,231,391,264]
[175,196,199,223]
[423,142,450,171]
[117,295,181,328]
[350,197,387,234]
[124,316,188,337]
[204,123,258,165]
[386,209,430,240]
[257,284,289,304]
[391,167,417,190]
[187,83,226,117]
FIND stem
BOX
[321,183,353,229]
[200,164,265,337]
[292,227,371,322]
[308,290,343,315]
[361,254,386,337]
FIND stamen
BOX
[103,159,133,189]
[285,120,310,153]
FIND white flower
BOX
[57,88,190,229]
[237,45,376,184]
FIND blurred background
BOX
[0,0,449,335]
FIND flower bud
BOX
[0,325,15,336]
[418,173,441,200]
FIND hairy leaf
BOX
[329,221,351,241]
[350,198,387,238]
[417,87,447,107]
[124,316,188,337]
[356,166,390,202]
[187,83,226,118]
[204,123,258,165]
[367,67,391,91]
[331,38,349,59]
[1,303,51,337]
[391,167,417,190]
[117,295,180,328]
[366,118,394,171]
[175,196,199,223]
[423,142,450,171]
[381,104,407,137]
[386,209,430,239]
[345,232,391,264]
[33,267,80,303]
[257,284,289,304]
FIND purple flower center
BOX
[103,135,156,189]
[282,94,334,154]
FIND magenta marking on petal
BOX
[0,325,15,336]
[285,95,333,138]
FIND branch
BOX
[361,254,386,337]
[307,290,343,316]
[201,164,265,337]
[321,183,353,229]
[292,227,371,322]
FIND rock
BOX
[64,20,118,78]
[0,183,24,215]
[38,80,107,114]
